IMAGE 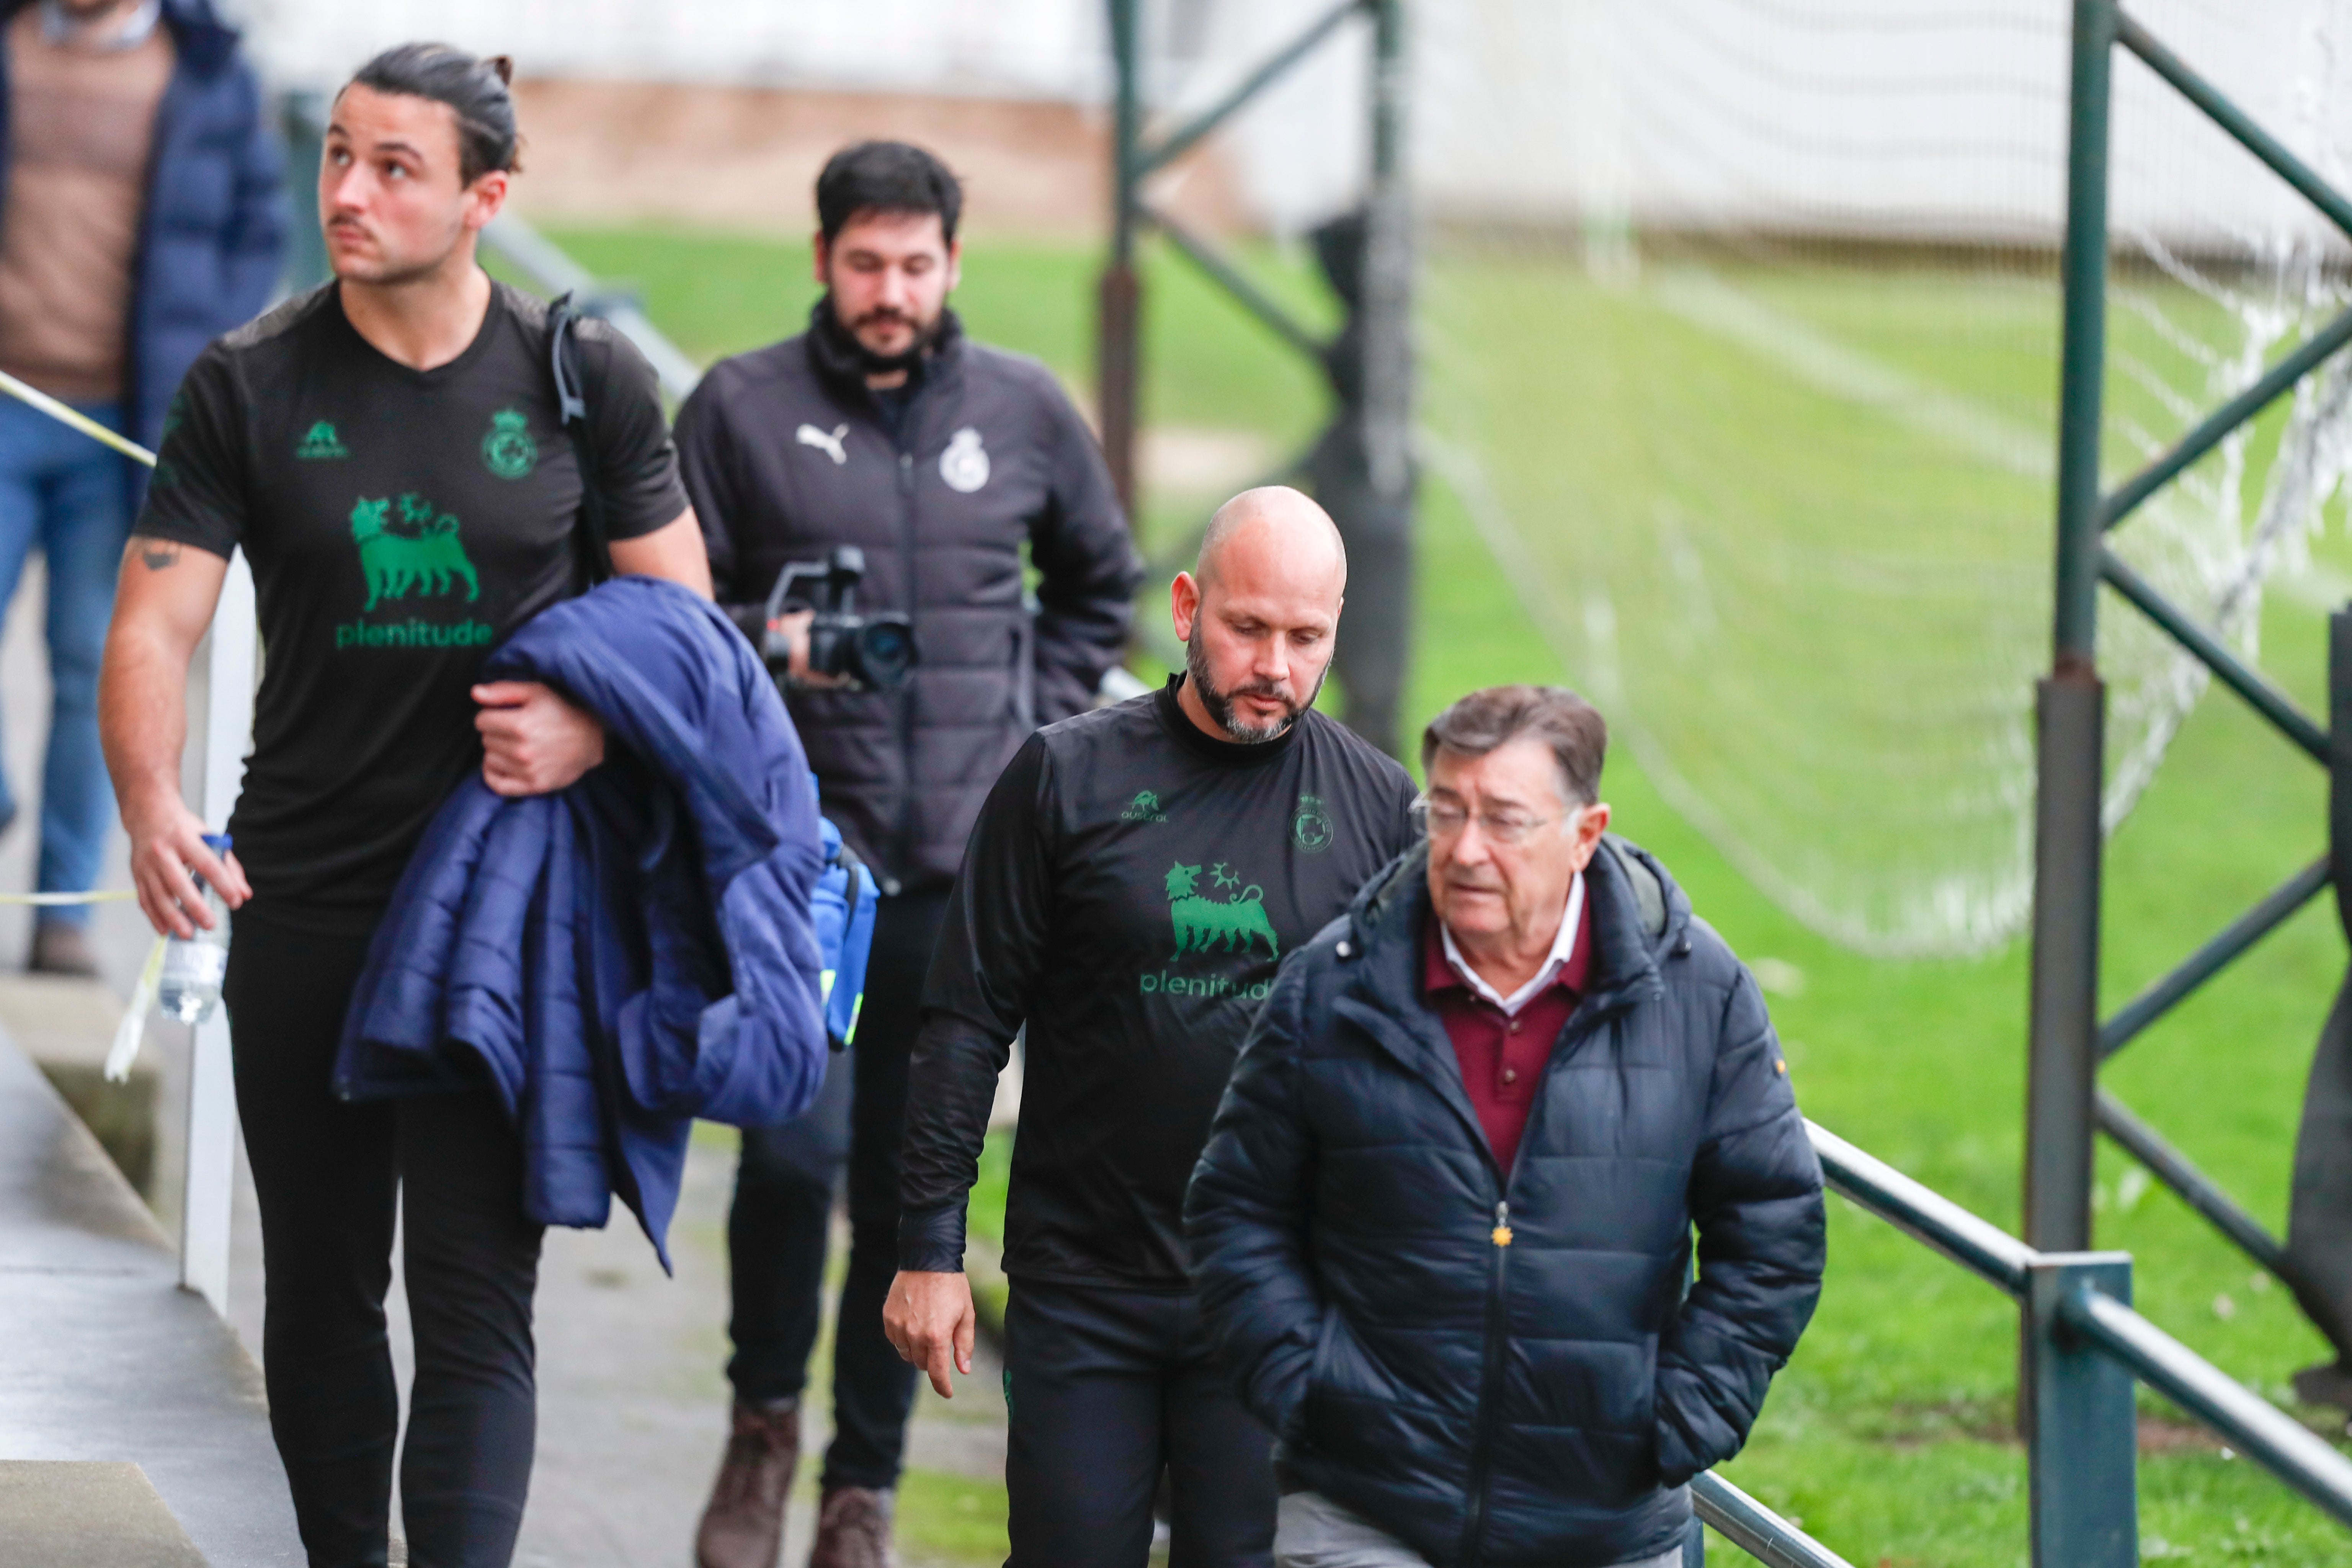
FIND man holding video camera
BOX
[675,139,1141,1568]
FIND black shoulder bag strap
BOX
[546,291,615,585]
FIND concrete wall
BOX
[223,0,2352,247]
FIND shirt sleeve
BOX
[898,734,1060,1269]
[134,345,250,561]
[581,321,691,542]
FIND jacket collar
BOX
[1334,837,1679,1158]
[804,296,967,408]
[1,0,238,73]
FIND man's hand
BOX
[124,793,248,939]
[884,1269,976,1398]
[771,608,848,691]
[473,681,605,796]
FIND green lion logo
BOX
[351,494,480,611]
[481,408,537,480]
[1164,861,1278,962]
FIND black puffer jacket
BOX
[1185,838,1824,1568]
[676,305,1142,891]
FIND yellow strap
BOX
[0,368,157,469]
[0,889,136,905]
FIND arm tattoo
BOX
[135,538,182,572]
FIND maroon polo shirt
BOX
[1423,902,1592,1174]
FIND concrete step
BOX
[0,1029,300,1565]
[0,1461,206,1566]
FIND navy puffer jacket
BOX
[0,0,287,479]
[334,580,832,1267]
[1185,838,1825,1568]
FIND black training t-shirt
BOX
[136,281,690,917]
[900,676,1419,1289]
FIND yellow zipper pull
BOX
[1491,1200,1513,1248]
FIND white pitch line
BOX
[1648,268,2053,482]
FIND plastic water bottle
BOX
[158,833,233,1026]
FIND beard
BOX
[840,302,943,375]
[1185,625,1326,743]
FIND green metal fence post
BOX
[2026,0,2117,1264]
[2027,1254,2139,1568]
[1098,0,1144,517]
[1361,0,1411,504]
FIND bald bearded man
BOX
[886,487,1418,1566]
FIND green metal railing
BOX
[1096,0,1407,521]
[1681,1116,2352,1568]
[2028,0,2352,1344]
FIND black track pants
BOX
[1003,1279,1277,1568]
[725,889,946,1488]
[226,905,545,1568]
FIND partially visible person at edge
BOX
[0,0,282,975]
[673,139,1139,1568]
[883,487,1419,1568]
[1184,685,1828,1568]
[97,45,709,1568]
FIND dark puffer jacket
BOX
[675,304,1142,893]
[1185,838,1825,1568]
[0,0,287,485]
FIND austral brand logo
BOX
[296,420,349,461]
[940,426,990,493]
[481,408,538,480]
[1292,793,1334,854]
[1120,789,1169,823]
[338,493,491,651]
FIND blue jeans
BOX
[0,394,133,923]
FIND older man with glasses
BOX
[1185,683,1827,1568]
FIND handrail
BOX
[1806,1122,2032,1295]
[2065,1287,2352,1526]
[1693,1473,1856,1568]
[1810,1118,2352,1540]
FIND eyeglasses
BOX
[1411,795,1575,848]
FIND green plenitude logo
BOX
[350,493,479,611]
[1163,861,1278,962]
[296,420,349,461]
[1120,789,1169,823]
[481,407,537,479]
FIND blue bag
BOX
[812,807,877,1049]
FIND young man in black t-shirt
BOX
[885,486,1419,1567]
[97,46,708,1568]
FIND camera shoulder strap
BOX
[546,291,615,586]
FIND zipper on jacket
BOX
[892,444,919,874]
[1456,1198,1513,1568]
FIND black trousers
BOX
[1003,1279,1277,1568]
[225,905,545,1568]
[725,889,947,1490]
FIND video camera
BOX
[762,545,920,693]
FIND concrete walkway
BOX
[0,1031,301,1563]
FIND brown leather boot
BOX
[694,1396,801,1568]
[807,1485,896,1568]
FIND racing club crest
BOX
[481,408,539,480]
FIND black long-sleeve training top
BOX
[899,676,1419,1290]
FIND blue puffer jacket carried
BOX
[334,579,833,1266]
[0,0,287,486]
[1185,838,1826,1568]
